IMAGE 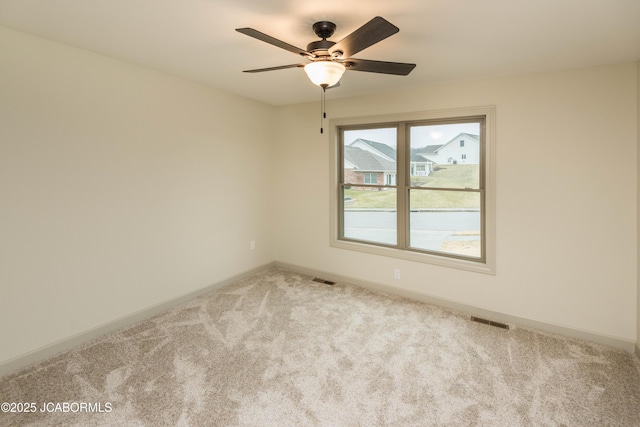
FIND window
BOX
[460,140,465,147]
[330,106,495,274]
[386,174,396,185]
[364,173,378,184]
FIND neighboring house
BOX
[410,150,435,176]
[420,133,479,164]
[344,145,396,188]
[346,139,397,188]
[349,138,395,162]
[347,134,480,185]
[345,138,439,184]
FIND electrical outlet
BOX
[250,240,256,250]
[394,269,401,280]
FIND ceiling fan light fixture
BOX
[304,61,345,88]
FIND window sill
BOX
[330,237,496,275]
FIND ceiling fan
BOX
[236,16,416,90]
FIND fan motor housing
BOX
[308,21,340,56]
[306,39,336,54]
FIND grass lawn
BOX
[411,164,479,188]
[345,164,480,209]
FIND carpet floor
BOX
[1,268,639,426]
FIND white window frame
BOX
[363,172,377,184]
[329,106,496,275]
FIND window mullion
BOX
[396,123,407,248]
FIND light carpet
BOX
[1,268,639,426]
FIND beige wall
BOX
[637,59,640,354]
[0,27,275,364]
[274,63,638,344]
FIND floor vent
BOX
[470,316,510,330]
[312,277,336,285]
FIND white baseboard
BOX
[0,262,276,379]
[276,261,637,354]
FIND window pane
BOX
[409,189,481,258]
[342,187,396,245]
[343,128,397,185]
[409,123,480,189]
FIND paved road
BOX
[343,210,480,250]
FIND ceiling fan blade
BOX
[329,17,399,58]
[236,28,309,57]
[345,58,416,75]
[242,64,305,73]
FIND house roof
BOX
[456,133,479,142]
[345,141,431,166]
[422,133,479,154]
[410,147,433,163]
[411,153,432,163]
[349,138,396,160]
[421,144,444,154]
[344,146,396,172]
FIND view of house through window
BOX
[339,118,485,261]
[342,127,398,246]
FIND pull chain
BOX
[320,84,328,134]
[320,87,323,134]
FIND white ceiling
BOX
[1,0,639,106]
